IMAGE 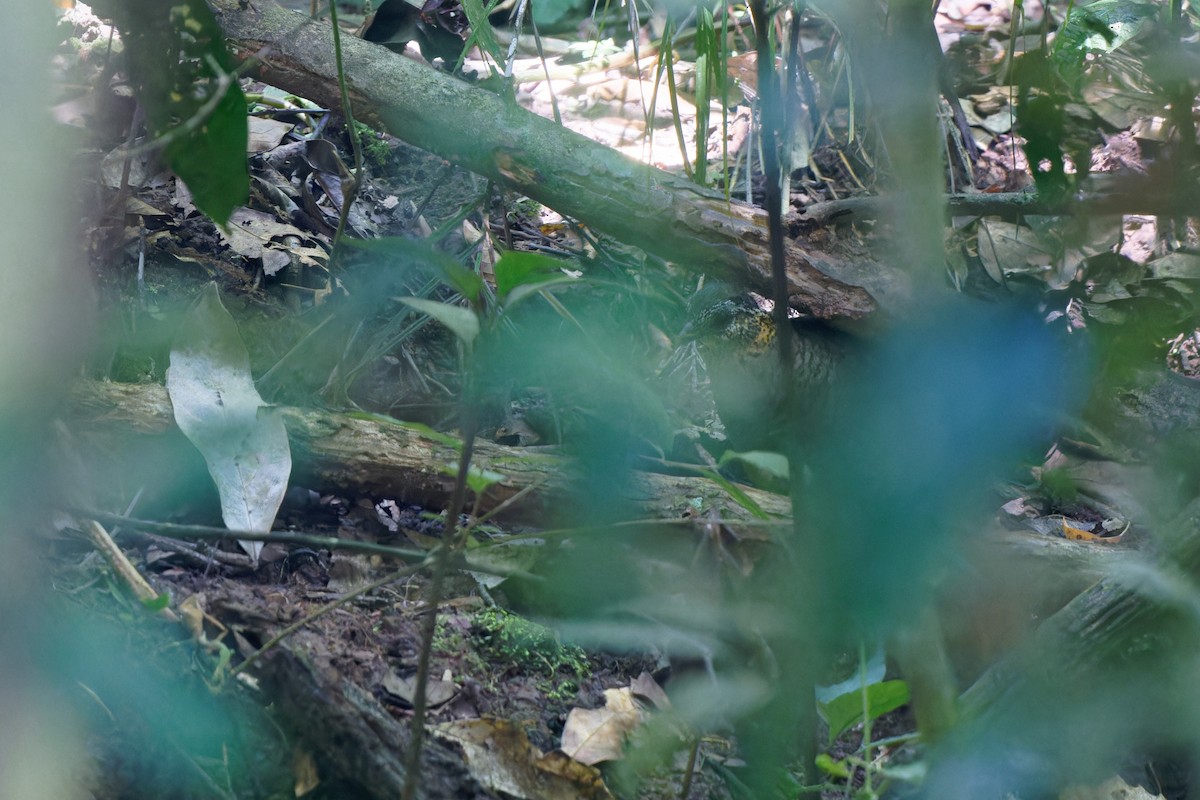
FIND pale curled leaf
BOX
[166,282,291,560]
[381,670,458,708]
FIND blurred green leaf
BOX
[1039,466,1080,504]
[467,466,506,496]
[441,462,507,496]
[1055,0,1158,67]
[815,648,887,703]
[818,680,910,742]
[345,236,484,300]
[808,302,1085,633]
[108,0,248,225]
[171,81,247,227]
[815,753,852,779]
[717,450,790,493]
[346,413,464,448]
[695,467,770,520]
[494,250,574,300]
[457,0,506,67]
[399,297,480,346]
[503,277,581,309]
[531,0,582,27]
[141,593,171,612]
[692,7,729,186]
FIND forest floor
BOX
[49,1,1200,799]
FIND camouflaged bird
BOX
[683,293,850,453]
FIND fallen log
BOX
[68,379,1123,588]
[67,379,791,528]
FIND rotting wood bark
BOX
[204,0,895,320]
[251,630,502,800]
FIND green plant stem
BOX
[748,0,793,378]
[891,604,958,744]
[747,0,818,788]
[859,642,876,797]
[660,20,694,180]
[68,508,532,581]
[69,508,424,560]
[400,409,481,800]
[678,736,700,800]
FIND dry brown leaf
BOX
[561,687,645,765]
[435,718,614,800]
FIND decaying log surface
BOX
[67,379,791,527]
[204,0,902,320]
[253,632,499,800]
[68,378,781,798]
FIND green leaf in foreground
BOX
[346,412,464,448]
[815,753,852,779]
[818,680,911,742]
[696,467,769,520]
[494,250,573,299]
[717,450,789,494]
[530,0,581,27]
[457,0,506,68]
[440,463,506,497]
[141,593,171,612]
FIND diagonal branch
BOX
[206,0,888,320]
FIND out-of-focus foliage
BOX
[1052,0,1160,82]
[2,6,96,800]
[94,0,248,224]
[1014,0,1191,201]
[41,0,1200,796]
[529,0,588,28]
[807,301,1088,633]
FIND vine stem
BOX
[400,405,481,800]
